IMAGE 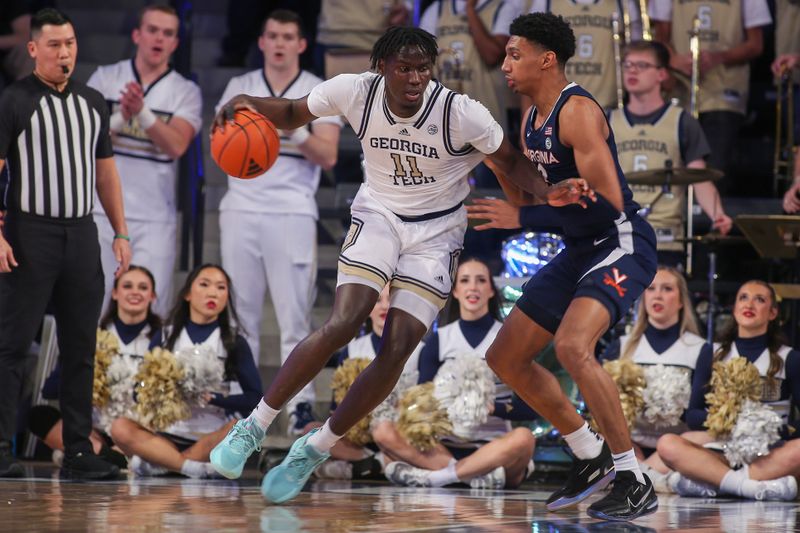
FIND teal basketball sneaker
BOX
[261,429,330,503]
[210,419,265,479]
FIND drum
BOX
[501,231,565,278]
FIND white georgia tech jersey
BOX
[307,72,503,216]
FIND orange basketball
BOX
[211,109,280,179]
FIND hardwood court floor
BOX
[2,464,799,532]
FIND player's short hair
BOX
[623,40,670,69]
[370,26,438,70]
[263,8,305,38]
[137,4,179,29]
[30,8,72,40]
[509,12,576,66]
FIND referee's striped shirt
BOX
[0,75,112,218]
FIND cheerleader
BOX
[379,257,537,490]
[110,264,262,478]
[28,266,161,468]
[656,280,800,501]
[600,266,711,479]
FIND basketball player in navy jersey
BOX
[471,13,658,521]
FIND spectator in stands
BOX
[772,1,800,213]
[218,1,320,71]
[650,0,772,195]
[110,264,262,478]
[774,1,800,87]
[377,258,537,490]
[0,0,32,90]
[315,0,411,77]
[28,265,161,470]
[609,40,731,267]
[419,0,518,132]
[654,280,800,501]
[216,9,342,436]
[88,4,202,316]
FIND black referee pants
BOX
[0,212,104,456]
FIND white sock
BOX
[306,419,342,453]
[429,462,459,487]
[612,449,645,484]
[248,399,279,431]
[430,462,459,487]
[563,422,604,460]
[180,459,209,479]
[720,466,749,496]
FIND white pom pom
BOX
[173,345,225,405]
[723,399,783,467]
[641,364,692,428]
[433,357,496,440]
[98,355,141,432]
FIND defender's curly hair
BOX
[370,26,438,70]
[509,12,576,66]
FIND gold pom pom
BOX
[134,348,190,432]
[330,357,374,446]
[396,383,453,452]
[704,357,762,438]
[597,359,646,431]
[93,329,120,408]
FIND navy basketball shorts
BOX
[516,217,657,334]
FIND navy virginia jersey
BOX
[525,83,642,239]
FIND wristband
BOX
[137,106,157,130]
[288,127,311,145]
[113,234,130,241]
[109,111,126,132]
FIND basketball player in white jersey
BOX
[207,26,592,504]
[89,5,202,316]
[215,9,342,435]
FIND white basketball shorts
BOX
[337,185,466,328]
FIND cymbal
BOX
[673,234,749,245]
[627,168,723,186]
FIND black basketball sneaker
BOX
[586,471,658,521]
[546,443,615,511]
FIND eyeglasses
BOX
[622,61,661,72]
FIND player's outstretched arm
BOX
[213,94,316,133]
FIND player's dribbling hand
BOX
[113,238,132,279]
[546,178,596,208]
[466,198,522,231]
[0,235,18,272]
[213,95,259,133]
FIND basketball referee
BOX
[0,8,131,479]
